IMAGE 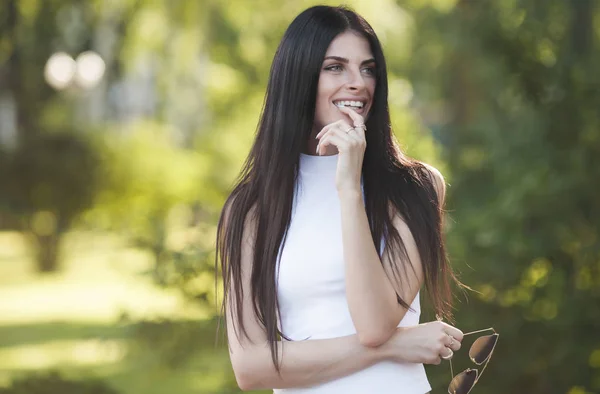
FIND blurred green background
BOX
[0,0,599,393]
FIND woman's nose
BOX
[346,68,366,90]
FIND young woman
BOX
[216,5,464,393]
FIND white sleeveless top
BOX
[274,153,431,394]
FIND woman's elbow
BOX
[235,374,256,392]
[357,321,398,348]
[232,355,271,391]
[357,329,393,348]
[231,356,259,391]
[233,365,259,391]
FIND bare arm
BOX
[225,205,385,391]
[229,326,382,390]
[338,165,446,347]
[225,168,456,390]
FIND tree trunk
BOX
[33,232,62,273]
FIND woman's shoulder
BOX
[419,162,446,206]
[221,191,259,230]
[393,152,445,197]
[396,159,445,206]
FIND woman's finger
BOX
[327,121,365,146]
[445,326,464,343]
[337,105,365,126]
[440,347,454,360]
[317,129,352,155]
[316,120,348,140]
[337,106,366,138]
[438,321,464,343]
[316,123,354,154]
[317,133,351,156]
[446,334,461,352]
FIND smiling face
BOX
[313,30,376,133]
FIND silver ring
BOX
[344,127,353,134]
[448,334,455,347]
[441,349,454,360]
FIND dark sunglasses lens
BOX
[469,334,498,364]
[448,369,477,394]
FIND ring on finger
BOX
[344,126,354,134]
[448,334,455,347]
[441,348,454,360]
[354,124,367,132]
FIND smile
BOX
[333,100,365,109]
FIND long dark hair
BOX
[216,5,460,372]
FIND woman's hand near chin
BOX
[315,106,367,194]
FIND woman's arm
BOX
[229,326,383,390]
[226,205,384,390]
[338,166,446,348]
[230,322,462,391]
[225,176,458,391]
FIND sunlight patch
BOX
[0,339,126,370]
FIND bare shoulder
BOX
[421,162,446,206]
[222,193,257,227]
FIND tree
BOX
[407,0,600,392]
[1,131,102,272]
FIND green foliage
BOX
[126,318,212,369]
[0,371,120,394]
[1,132,102,222]
[83,122,216,291]
[0,132,103,271]
[407,1,600,392]
[87,123,204,236]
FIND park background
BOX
[0,0,599,393]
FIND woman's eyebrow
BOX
[323,56,376,66]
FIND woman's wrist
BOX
[371,342,391,363]
[375,327,406,363]
[348,334,387,366]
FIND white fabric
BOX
[273,153,431,394]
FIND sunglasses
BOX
[447,328,499,394]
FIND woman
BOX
[216,5,464,393]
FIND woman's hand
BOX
[379,321,464,365]
[315,106,367,194]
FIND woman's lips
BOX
[333,103,366,115]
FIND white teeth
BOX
[334,100,364,108]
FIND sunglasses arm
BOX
[462,328,495,337]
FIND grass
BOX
[0,230,257,394]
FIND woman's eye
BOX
[324,64,375,75]
[325,65,342,71]
[362,67,376,75]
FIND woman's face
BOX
[313,31,376,132]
